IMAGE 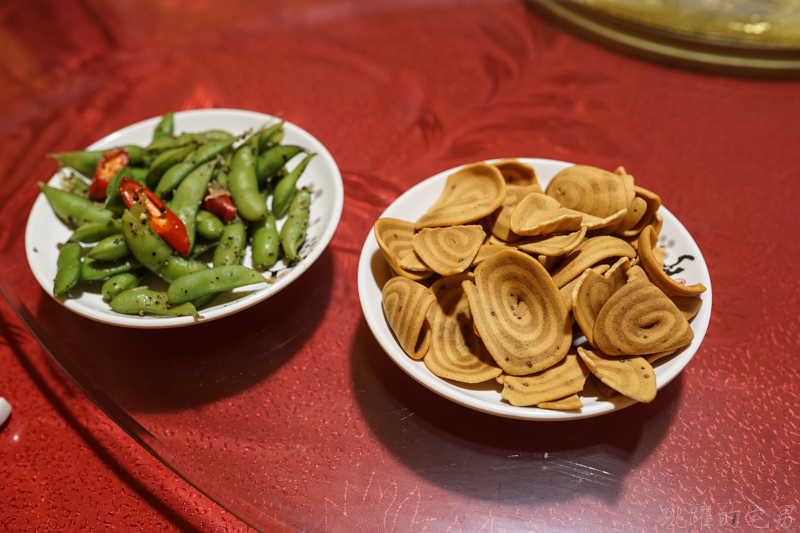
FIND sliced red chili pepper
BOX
[118,176,191,257]
[88,148,129,201]
[202,181,237,223]
[203,194,238,223]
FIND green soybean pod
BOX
[81,256,143,281]
[258,121,285,152]
[38,182,114,226]
[145,132,205,154]
[110,289,197,317]
[88,233,129,261]
[152,112,174,141]
[228,134,267,221]
[167,265,266,304]
[196,210,224,240]
[213,222,246,267]
[53,242,83,296]
[69,219,122,244]
[48,145,144,176]
[171,162,216,249]
[145,144,195,187]
[250,213,280,271]
[256,145,306,186]
[271,153,316,219]
[203,130,234,142]
[101,272,139,302]
[121,203,208,283]
[154,137,236,197]
[279,187,311,262]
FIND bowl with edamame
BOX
[26,109,344,328]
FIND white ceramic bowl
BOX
[357,158,711,421]
[26,109,344,328]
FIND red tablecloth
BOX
[1,1,799,531]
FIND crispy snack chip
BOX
[381,277,436,360]
[546,165,630,219]
[416,163,507,229]
[513,227,587,257]
[578,347,656,403]
[424,273,503,383]
[537,393,583,411]
[560,264,610,311]
[412,225,485,276]
[470,244,509,266]
[509,193,583,237]
[593,278,694,356]
[572,257,631,347]
[374,218,433,280]
[500,353,589,406]
[492,159,541,188]
[619,185,661,238]
[638,226,706,297]
[550,235,636,288]
[463,249,572,375]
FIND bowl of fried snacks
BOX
[357,158,711,421]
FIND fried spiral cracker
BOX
[509,193,584,237]
[578,347,656,403]
[593,278,694,356]
[500,353,589,406]
[572,257,631,347]
[545,165,630,219]
[416,163,506,229]
[381,277,436,360]
[412,225,485,276]
[513,226,587,257]
[638,226,706,298]
[424,273,502,383]
[374,218,433,280]
[537,393,583,411]
[550,236,636,288]
[462,249,572,375]
[492,159,541,188]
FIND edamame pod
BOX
[101,273,139,301]
[155,137,237,197]
[271,153,316,219]
[145,132,206,154]
[195,210,224,240]
[171,162,216,249]
[258,121,285,152]
[213,222,246,267]
[69,219,123,244]
[110,289,197,316]
[279,187,311,262]
[48,146,144,176]
[146,144,195,187]
[88,234,129,261]
[167,265,266,304]
[228,134,266,221]
[256,145,306,186]
[81,256,143,281]
[121,203,208,283]
[39,182,114,226]
[250,213,280,271]
[152,112,174,141]
[54,242,83,296]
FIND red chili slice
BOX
[203,194,238,223]
[88,148,129,201]
[118,176,191,257]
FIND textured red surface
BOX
[1,0,799,532]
